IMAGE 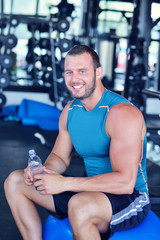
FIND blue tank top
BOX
[67,89,148,194]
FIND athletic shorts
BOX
[50,189,150,237]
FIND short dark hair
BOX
[66,45,101,70]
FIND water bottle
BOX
[28,149,44,179]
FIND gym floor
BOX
[0,119,160,240]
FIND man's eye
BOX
[80,70,85,73]
[66,71,72,75]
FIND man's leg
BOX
[4,170,55,240]
[68,192,112,240]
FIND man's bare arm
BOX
[44,102,74,174]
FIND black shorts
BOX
[51,189,150,236]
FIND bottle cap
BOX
[29,149,36,156]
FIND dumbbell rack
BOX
[0,8,81,109]
[24,15,75,108]
[0,15,19,108]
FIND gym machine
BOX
[123,0,151,111]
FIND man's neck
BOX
[81,85,105,111]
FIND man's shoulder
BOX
[61,100,74,117]
[108,102,143,122]
[59,101,74,129]
[106,102,145,136]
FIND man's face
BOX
[64,53,96,100]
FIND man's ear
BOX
[96,66,103,79]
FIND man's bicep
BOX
[108,106,144,185]
[110,134,141,172]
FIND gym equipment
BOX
[5,34,18,49]
[0,13,74,107]
[59,38,72,52]
[18,99,61,130]
[57,0,74,18]
[0,16,18,100]
[57,19,70,33]
[0,54,14,69]
[0,73,10,88]
[142,88,160,99]
[43,210,160,240]
[42,70,53,84]
[0,34,5,47]
[41,55,52,67]
[0,104,18,118]
[27,37,39,51]
[27,22,40,32]
[0,93,7,108]
[42,215,73,240]
[9,15,20,28]
[0,18,7,29]
[39,38,50,50]
[27,18,70,34]
[109,210,160,240]
[123,1,152,109]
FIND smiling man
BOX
[4,45,150,240]
[64,51,98,101]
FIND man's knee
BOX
[68,193,94,227]
[4,170,23,197]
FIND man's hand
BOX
[24,166,33,185]
[33,168,66,195]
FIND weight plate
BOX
[28,23,38,32]
[0,54,14,69]
[9,16,19,27]
[0,93,7,108]
[39,38,50,50]
[0,73,10,88]
[0,18,7,29]
[41,54,52,66]
[5,34,18,49]
[38,22,49,33]
[59,38,72,52]
[57,19,70,33]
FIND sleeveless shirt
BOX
[67,89,148,194]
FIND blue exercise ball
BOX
[43,210,160,240]
[42,215,73,240]
[109,210,160,240]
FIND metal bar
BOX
[48,18,58,105]
[142,88,160,99]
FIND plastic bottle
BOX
[28,149,44,193]
[28,149,44,178]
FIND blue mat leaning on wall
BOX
[18,99,61,130]
[0,99,61,130]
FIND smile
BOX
[72,85,84,89]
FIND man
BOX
[4,45,150,240]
